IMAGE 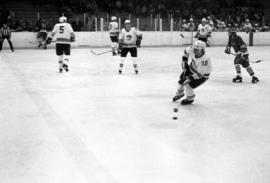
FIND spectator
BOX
[187,18,195,31]
[71,17,83,31]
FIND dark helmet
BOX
[229,27,237,35]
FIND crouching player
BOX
[109,16,119,56]
[36,19,48,49]
[118,19,142,74]
[224,30,259,83]
[46,16,75,73]
[172,40,212,105]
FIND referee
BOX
[0,23,14,52]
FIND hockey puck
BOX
[172,116,178,120]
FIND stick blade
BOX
[250,59,263,63]
[90,50,99,55]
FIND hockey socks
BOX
[235,64,241,75]
[246,66,254,76]
[131,57,139,74]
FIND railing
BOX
[8,11,268,32]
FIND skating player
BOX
[109,16,119,56]
[224,29,259,83]
[46,16,75,73]
[172,40,212,105]
[118,19,142,74]
[195,18,212,46]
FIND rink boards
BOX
[2,31,270,49]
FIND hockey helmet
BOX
[201,18,207,22]
[193,40,206,57]
[59,16,67,23]
[124,19,131,24]
[194,40,206,51]
[111,16,117,21]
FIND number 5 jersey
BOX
[51,22,75,44]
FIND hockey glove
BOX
[224,47,231,54]
[118,42,124,53]
[136,35,142,47]
[183,75,194,85]
[70,35,75,42]
[45,37,52,45]
[182,56,188,69]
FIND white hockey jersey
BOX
[51,22,75,44]
[109,21,119,36]
[184,46,212,79]
[197,24,211,37]
[119,27,142,47]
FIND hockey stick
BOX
[229,53,263,63]
[179,33,194,39]
[90,49,114,56]
[28,40,55,45]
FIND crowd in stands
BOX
[0,0,269,32]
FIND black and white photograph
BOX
[0,0,270,182]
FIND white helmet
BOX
[59,16,67,23]
[201,18,207,22]
[124,19,131,24]
[111,16,117,21]
[193,40,206,52]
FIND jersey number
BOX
[59,26,64,34]
[202,60,208,66]
[126,35,132,41]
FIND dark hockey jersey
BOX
[227,35,247,53]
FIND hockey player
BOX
[224,29,259,83]
[109,16,119,56]
[46,16,75,73]
[195,18,212,46]
[172,40,212,105]
[118,19,142,74]
[36,19,48,49]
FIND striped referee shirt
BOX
[0,27,11,37]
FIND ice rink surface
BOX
[0,46,270,183]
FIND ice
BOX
[0,46,270,183]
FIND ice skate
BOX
[135,70,138,74]
[63,63,69,72]
[172,93,184,102]
[181,98,194,105]
[232,75,242,83]
[181,94,195,105]
[118,70,122,74]
[251,76,259,84]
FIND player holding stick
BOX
[109,16,119,56]
[172,40,212,105]
[118,19,142,74]
[224,29,259,83]
[46,16,75,73]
